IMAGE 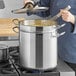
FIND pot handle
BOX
[13,26,19,33]
[56,24,66,37]
[51,24,66,37]
[12,19,20,25]
[51,5,71,20]
[51,24,66,32]
[57,32,65,37]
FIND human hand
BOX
[60,9,75,24]
[24,0,31,4]
[24,0,34,9]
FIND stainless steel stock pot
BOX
[13,19,65,71]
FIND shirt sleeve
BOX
[72,16,76,34]
[34,0,50,17]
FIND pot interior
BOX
[21,20,57,27]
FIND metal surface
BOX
[0,44,9,61]
[22,70,59,76]
[18,20,66,70]
[12,5,49,14]
[57,59,75,76]
[0,36,19,47]
[0,58,74,76]
[0,46,75,76]
[12,0,48,14]
[22,59,75,76]
[20,29,57,70]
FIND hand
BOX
[60,9,75,24]
[24,0,31,5]
[24,0,34,15]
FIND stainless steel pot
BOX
[0,44,9,61]
[13,19,65,71]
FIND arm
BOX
[60,9,75,24]
[36,0,50,17]
[24,0,50,17]
[60,9,76,34]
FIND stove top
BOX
[0,46,59,76]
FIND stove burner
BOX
[0,60,16,74]
[0,46,57,76]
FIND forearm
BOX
[27,0,50,17]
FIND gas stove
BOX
[0,46,74,76]
[0,46,19,76]
[0,46,59,76]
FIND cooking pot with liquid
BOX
[13,19,65,71]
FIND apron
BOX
[50,0,76,63]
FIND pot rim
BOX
[19,19,57,28]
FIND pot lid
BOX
[11,5,49,14]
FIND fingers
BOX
[61,10,69,18]
[24,0,31,4]
[60,9,75,24]
[60,9,71,22]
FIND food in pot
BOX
[23,20,57,27]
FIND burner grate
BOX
[0,46,58,76]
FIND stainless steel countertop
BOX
[58,59,75,76]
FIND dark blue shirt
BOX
[37,0,76,63]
